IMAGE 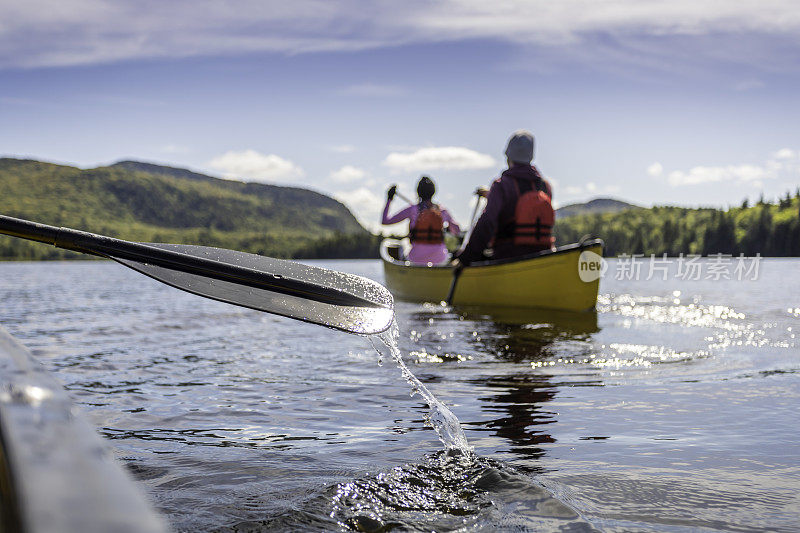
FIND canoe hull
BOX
[381,239,602,312]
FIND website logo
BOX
[578,250,606,282]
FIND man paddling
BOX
[455,130,555,265]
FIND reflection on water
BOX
[461,306,600,362]
[471,375,558,462]
[455,308,601,463]
[1,259,799,532]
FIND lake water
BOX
[0,258,798,532]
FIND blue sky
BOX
[2,1,800,230]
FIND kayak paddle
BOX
[0,215,394,335]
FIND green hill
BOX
[0,158,378,260]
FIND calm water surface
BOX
[0,259,798,531]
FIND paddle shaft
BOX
[393,190,414,205]
[445,193,484,305]
[0,215,378,308]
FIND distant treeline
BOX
[2,156,799,259]
[555,192,800,256]
[4,195,799,260]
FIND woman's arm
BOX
[382,202,415,225]
[441,209,461,235]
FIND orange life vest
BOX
[409,204,444,244]
[497,178,555,248]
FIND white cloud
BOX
[668,164,768,186]
[330,165,366,183]
[647,162,664,177]
[562,183,619,197]
[334,186,385,232]
[209,149,304,183]
[665,149,800,187]
[415,2,800,44]
[6,1,800,69]
[383,146,495,172]
[772,148,796,160]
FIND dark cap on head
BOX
[505,130,535,164]
[417,175,435,200]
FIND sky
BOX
[2,1,800,231]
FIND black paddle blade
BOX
[113,243,394,335]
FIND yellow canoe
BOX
[380,238,603,312]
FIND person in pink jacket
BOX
[382,176,461,264]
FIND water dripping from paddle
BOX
[370,319,471,453]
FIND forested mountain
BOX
[555,194,800,256]
[556,198,639,219]
[1,157,798,259]
[0,158,377,260]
